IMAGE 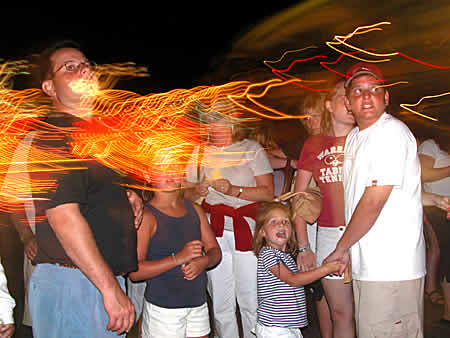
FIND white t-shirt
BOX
[418,139,450,196]
[343,113,425,281]
[186,139,273,232]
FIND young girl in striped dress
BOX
[253,202,343,338]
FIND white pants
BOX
[126,278,147,322]
[208,230,257,338]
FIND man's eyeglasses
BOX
[55,60,96,73]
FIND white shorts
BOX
[316,225,345,280]
[255,322,303,338]
[307,222,317,254]
[141,301,210,338]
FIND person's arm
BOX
[269,260,343,287]
[46,203,134,335]
[10,213,37,261]
[126,189,144,229]
[419,154,450,183]
[324,185,393,274]
[181,204,222,280]
[128,209,204,281]
[422,192,449,218]
[212,173,274,202]
[293,169,316,271]
[182,180,211,203]
[0,260,15,338]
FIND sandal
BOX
[425,289,445,305]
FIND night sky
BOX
[3,5,294,93]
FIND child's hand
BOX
[181,257,207,280]
[197,181,211,197]
[177,240,203,265]
[0,323,15,338]
[322,261,346,276]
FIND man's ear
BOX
[384,89,390,108]
[41,79,55,97]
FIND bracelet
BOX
[236,187,243,198]
[171,252,179,265]
[298,243,311,253]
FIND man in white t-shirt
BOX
[325,62,426,337]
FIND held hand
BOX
[323,248,350,275]
[24,236,38,261]
[102,282,135,335]
[436,195,449,218]
[322,261,346,276]
[296,250,316,272]
[212,179,232,195]
[181,257,207,280]
[127,190,144,229]
[177,240,203,265]
[0,323,15,338]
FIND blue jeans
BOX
[29,263,126,338]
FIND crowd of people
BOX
[0,41,449,338]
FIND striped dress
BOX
[256,246,308,328]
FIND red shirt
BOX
[298,134,346,227]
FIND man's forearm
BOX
[337,185,393,252]
[10,213,34,244]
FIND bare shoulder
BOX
[140,207,157,238]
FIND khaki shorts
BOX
[353,277,424,338]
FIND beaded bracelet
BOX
[171,252,180,265]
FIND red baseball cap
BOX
[344,62,384,88]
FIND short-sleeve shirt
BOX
[298,134,346,227]
[343,113,425,281]
[186,139,273,231]
[418,139,450,196]
[256,246,307,329]
[32,113,137,275]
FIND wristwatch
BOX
[298,243,311,253]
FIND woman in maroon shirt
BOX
[294,79,356,338]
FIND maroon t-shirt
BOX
[298,134,346,227]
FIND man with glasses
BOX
[15,41,143,337]
[325,63,426,337]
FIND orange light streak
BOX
[399,92,450,121]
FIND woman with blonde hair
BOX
[294,79,356,338]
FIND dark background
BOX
[3,4,294,92]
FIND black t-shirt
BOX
[31,113,137,275]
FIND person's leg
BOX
[127,277,147,323]
[321,279,355,338]
[355,278,424,338]
[207,231,238,337]
[186,303,210,338]
[141,301,187,338]
[234,248,258,338]
[30,263,126,338]
[315,296,332,338]
[423,216,443,305]
[255,322,303,338]
[316,225,354,338]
